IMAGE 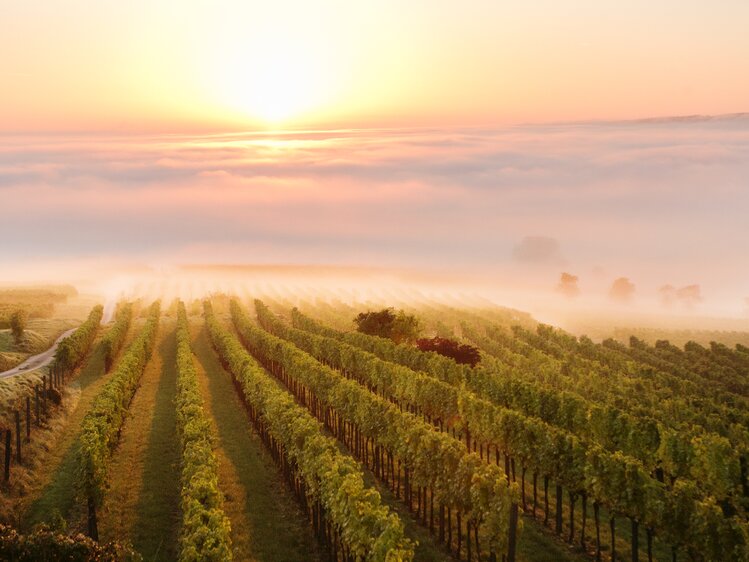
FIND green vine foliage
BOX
[465,323,748,504]
[297,304,745,490]
[78,302,160,507]
[479,324,749,504]
[234,300,519,558]
[284,303,749,559]
[101,302,133,372]
[175,301,232,562]
[204,301,414,562]
[291,306,468,386]
[54,304,103,374]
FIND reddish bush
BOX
[415,337,481,367]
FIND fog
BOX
[1,116,748,323]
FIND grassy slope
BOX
[0,295,100,370]
[98,317,181,561]
[190,314,323,562]
[21,332,123,531]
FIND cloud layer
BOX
[1,118,748,308]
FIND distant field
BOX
[611,327,749,348]
[0,289,747,561]
[0,286,77,326]
[0,288,100,372]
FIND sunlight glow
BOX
[211,33,335,126]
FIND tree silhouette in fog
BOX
[658,284,677,307]
[609,277,635,303]
[659,284,702,308]
[677,285,702,308]
[556,272,580,298]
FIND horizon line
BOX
[1,111,747,138]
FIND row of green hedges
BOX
[78,302,160,508]
[175,302,232,561]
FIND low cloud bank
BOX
[1,118,748,314]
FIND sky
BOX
[2,0,749,130]
[1,1,748,316]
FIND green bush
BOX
[9,310,27,345]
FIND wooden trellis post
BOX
[14,411,21,463]
[4,430,11,482]
[26,397,30,441]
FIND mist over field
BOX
[4,2,749,560]
[2,116,748,319]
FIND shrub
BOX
[415,336,481,367]
[9,310,27,345]
[354,308,420,344]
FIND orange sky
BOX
[2,0,748,132]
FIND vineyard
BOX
[0,292,748,561]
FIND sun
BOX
[211,35,333,126]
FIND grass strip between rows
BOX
[204,301,414,562]
[77,301,161,539]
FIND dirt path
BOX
[190,314,322,562]
[98,317,180,561]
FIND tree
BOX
[354,309,396,339]
[416,337,481,367]
[676,285,702,308]
[391,310,421,344]
[609,277,635,303]
[556,272,580,298]
[658,284,677,307]
[9,309,27,345]
[354,308,421,344]
[660,284,702,308]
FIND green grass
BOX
[133,321,181,560]
[517,518,585,562]
[99,319,180,561]
[191,315,323,562]
[356,464,455,562]
[0,329,43,354]
[0,351,25,371]
[519,485,674,561]
[26,318,78,347]
[22,433,86,531]
[350,446,594,562]
[22,342,111,530]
